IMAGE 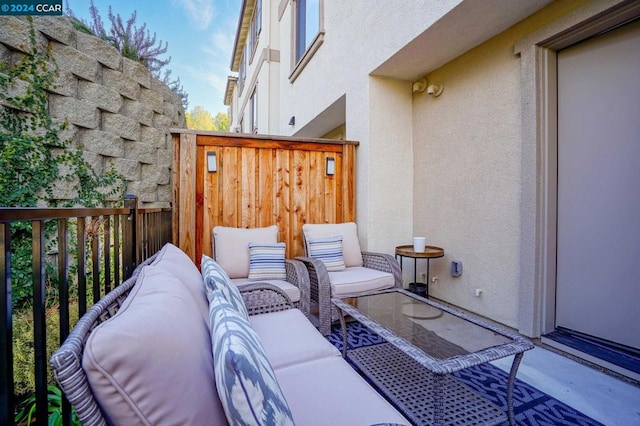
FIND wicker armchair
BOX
[297,222,402,335]
[212,225,310,317]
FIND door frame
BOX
[514,0,640,338]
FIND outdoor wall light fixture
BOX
[427,83,444,97]
[326,157,335,176]
[289,116,295,126]
[207,151,217,173]
[412,78,427,93]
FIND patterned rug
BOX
[327,322,603,426]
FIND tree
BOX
[186,106,229,131]
[186,105,214,130]
[213,112,230,132]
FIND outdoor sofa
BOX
[50,242,409,425]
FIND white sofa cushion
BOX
[232,278,301,304]
[83,266,226,425]
[302,222,363,267]
[329,266,395,296]
[249,309,340,369]
[275,357,409,425]
[209,288,294,426]
[213,225,278,278]
[248,242,287,280]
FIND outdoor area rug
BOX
[327,322,603,426]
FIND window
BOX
[238,48,246,94]
[249,0,262,57]
[250,89,258,133]
[295,0,320,62]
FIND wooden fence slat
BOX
[257,149,274,228]
[292,150,308,257]
[276,150,291,257]
[202,147,218,258]
[179,133,197,259]
[241,148,256,228]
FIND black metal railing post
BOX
[123,195,138,280]
[32,220,48,426]
[57,219,73,426]
[0,222,14,426]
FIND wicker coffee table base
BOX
[348,343,506,426]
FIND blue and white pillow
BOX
[201,255,249,320]
[248,243,287,281]
[209,288,295,426]
[307,236,346,271]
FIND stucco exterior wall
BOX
[0,16,185,208]
[277,1,468,254]
[411,0,592,329]
[413,30,524,328]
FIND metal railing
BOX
[0,195,172,425]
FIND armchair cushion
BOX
[209,288,295,425]
[302,222,363,267]
[202,255,249,320]
[213,225,278,278]
[328,266,395,297]
[307,236,346,272]
[248,242,287,280]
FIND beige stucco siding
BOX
[411,0,592,329]
[413,33,523,328]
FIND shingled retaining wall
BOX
[0,16,185,208]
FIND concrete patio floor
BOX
[491,345,640,425]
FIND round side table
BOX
[395,245,445,298]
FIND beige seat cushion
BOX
[232,278,301,303]
[249,309,340,370]
[213,225,278,278]
[275,357,409,425]
[302,222,363,267]
[83,266,226,425]
[329,266,395,296]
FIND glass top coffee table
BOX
[332,289,533,426]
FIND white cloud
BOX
[172,0,215,30]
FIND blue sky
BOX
[67,0,241,115]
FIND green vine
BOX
[0,16,123,208]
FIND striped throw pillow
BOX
[307,236,346,271]
[248,243,287,280]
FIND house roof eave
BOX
[224,76,238,106]
[230,0,257,72]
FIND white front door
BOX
[556,19,640,350]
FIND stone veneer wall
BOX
[0,16,186,208]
